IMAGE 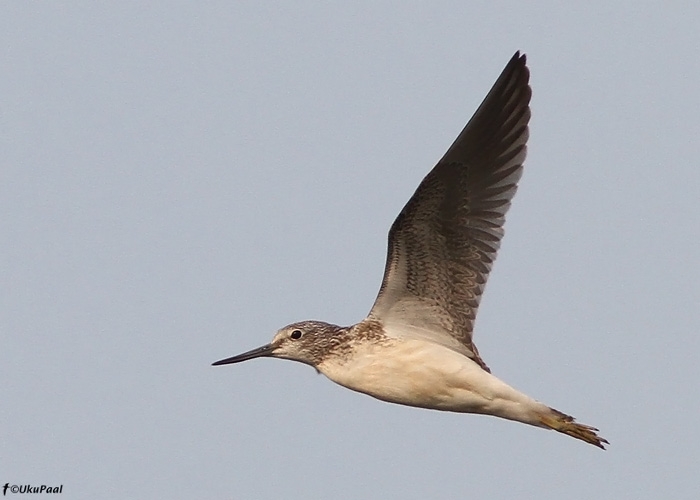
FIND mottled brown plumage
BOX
[368,52,530,371]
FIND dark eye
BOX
[290,329,302,340]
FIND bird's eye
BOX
[290,329,302,340]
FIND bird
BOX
[213,51,608,449]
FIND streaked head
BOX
[212,321,345,368]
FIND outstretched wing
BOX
[368,52,531,372]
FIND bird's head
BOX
[212,321,345,368]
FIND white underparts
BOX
[317,337,550,427]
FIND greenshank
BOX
[214,52,608,449]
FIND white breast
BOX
[319,339,496,411]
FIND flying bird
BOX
[214,52,608,449]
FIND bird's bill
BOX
[212,343,275,366]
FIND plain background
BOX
[2,2,699,499]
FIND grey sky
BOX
[2,2,698,499]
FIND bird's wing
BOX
[368,52,531,372]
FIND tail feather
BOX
[539,407,609,450]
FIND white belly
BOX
[317,338,544,424]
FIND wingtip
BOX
[512,50,526,63]
[508,51,529,82]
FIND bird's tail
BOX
[538,407,609,449]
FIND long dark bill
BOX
[212,344,275,366]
